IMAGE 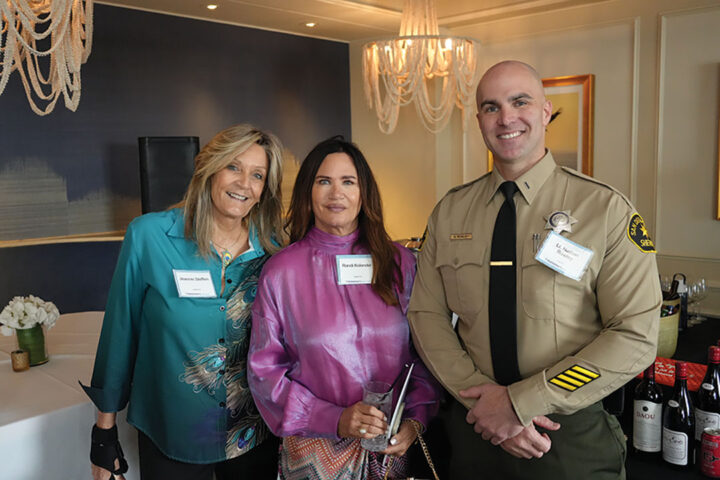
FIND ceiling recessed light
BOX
[207,4,218,10]
[305,22,317,28]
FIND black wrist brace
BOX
[90,425,129,475]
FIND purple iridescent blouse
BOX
[248,227,440,439]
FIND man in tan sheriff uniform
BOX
[408,60,661,479]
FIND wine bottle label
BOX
[695,408,720,440]
[633,400,662,451]
[703,383,715,391]
[668,400,680,408]
[663,427,689,465]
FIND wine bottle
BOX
[664,279,679,301]
[676,274,688,331]
[663,361,695,468]
[633,363,663,455]
[696,346,720,441]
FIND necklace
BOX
[212,234,245,268]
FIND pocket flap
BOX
[435,240,486,269]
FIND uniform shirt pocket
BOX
[435,240,487,317]
[521,235,555,320]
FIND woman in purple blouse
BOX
[248,136,440,479]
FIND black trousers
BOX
[138,430,280,480]
[446,399,627,480]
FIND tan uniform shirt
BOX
[408,152,661,426]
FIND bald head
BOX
[476,61,545,107]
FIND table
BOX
[624,316,720,479]
[0,312,139,480]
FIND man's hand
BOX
[460,383,560,446]
[500,417,561,459]
[460,383,523,444]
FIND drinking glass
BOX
[688,283,701,326]
[661,275,672,293]
[360,381,392,452]
[690,278,708,323]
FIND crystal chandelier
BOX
[0,0,94,115]
[362,0,480,134]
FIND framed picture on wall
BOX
[487,74,595,176]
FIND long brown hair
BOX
[286,136,402,306]
[180,124,284,256]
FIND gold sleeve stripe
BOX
[557,374,584,387]
[548,365,601,392]
[549,378,578,391]
[564,370,592,382]
[572,365,600,378]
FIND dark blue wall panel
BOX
[0,4,350,235]
[0,242,122,313]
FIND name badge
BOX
[534,231,594,281]
[336,254,373,285]
[173,269,217,298]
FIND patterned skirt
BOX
[279,436,408,480]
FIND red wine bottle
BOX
[633,363,663,454]
[663,361,695,468]
[696,346,720,441]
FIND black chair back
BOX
[138,136,199,213]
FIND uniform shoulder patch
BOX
[627,213,656,253]
[548,365,600,392]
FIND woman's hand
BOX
[338,401,388,439]
[380,419,418,457]
[91,464,125,480]
[91,412,126,480]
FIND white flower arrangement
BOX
[0,295,60,336]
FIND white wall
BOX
[350,0,720,314]
[654,5,720,314]
[657,8,720,259]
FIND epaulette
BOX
[559,166,635,210]
[443,171,491,197]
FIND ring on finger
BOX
[359,427,367,435]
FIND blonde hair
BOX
[179,124,284,256]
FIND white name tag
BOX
[173,269,217,298]
[534,231,594,281]
[336,254,373,285]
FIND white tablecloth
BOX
[0,312,139,480]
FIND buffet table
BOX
[0,312,139,480]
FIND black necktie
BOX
[489,181,521,385]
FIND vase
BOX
[16,325,48,366]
